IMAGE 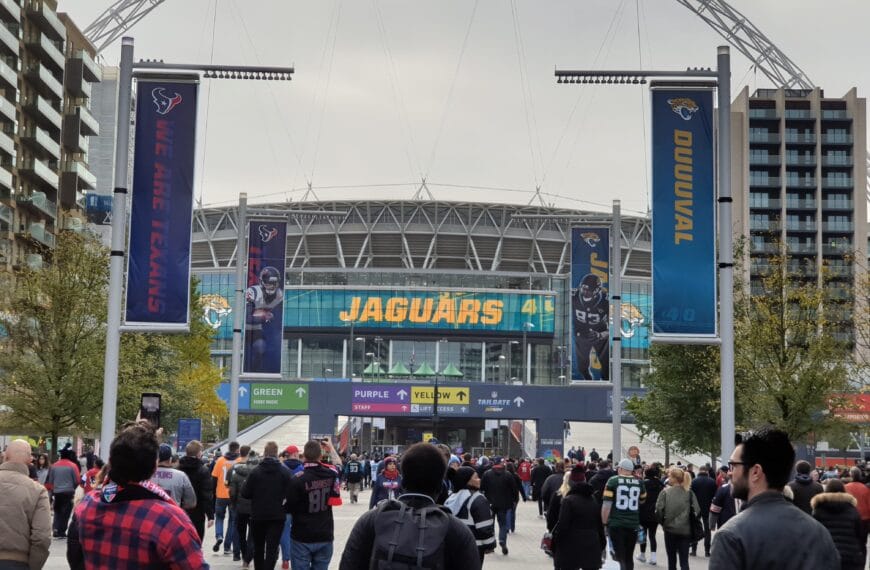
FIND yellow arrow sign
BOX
[411,387,470,405]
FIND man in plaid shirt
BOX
[67,421,209,569]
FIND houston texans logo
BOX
[152,87,183,115]
[258,225,278,243]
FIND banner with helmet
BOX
[124,79,199,331]
[242,220,287,377]
[650,86,717,338]
[571,227,610,381]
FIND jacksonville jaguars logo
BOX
[258,224,278,243]
[581,232,601,248]
[620,303,646,339]
[152,87,183,115]
[667,97,699,121]
[200,294,232,329]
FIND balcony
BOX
[823,244,852,256]
[19,158,58,192]
[25,31,63,73]
[827,266,853,278]
[787,265,818,278]
[826,288,852,301]
[21,125,60,159]
[73,105,99,136]
[785,198,816,210]
[16,191,56,219]
[785,133,816,144]
[25,1,64,41]
[0,0,20,23]
[0,201,10,229]
[822,155,852,167]
[24,94,61,131]
[0,21,18,57]
[749,176,781,188]
[785,220,816,232]
[0,95,13,124]
[749,199,782,210]
[749,154,781,166]
[17,221,54,248]
[76,49,100,82]
[822,177,853,188]
[785,155,815,167]
[784,109,813,120]
[749,132,780,144]
[25,63,62,100]
[0,165,12,193]
[823,222,853,232]
[821,110,851,120]
[0,128,13,158]
[749,220,780,232]
[61,121,87,152]
[821,133,852,144]
[750,242,778,254]
[785,177,816,188]
[787,242,817,255]
[822,200,853,210]
[749,108,778,119]
[64,58,92,98]
[0,57,16,91]
[63,160,96,189]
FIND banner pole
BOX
[99,37,135,455]
[229,193,247,441]
[717,46,734,466]
[611,200,622,460]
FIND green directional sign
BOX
[249,383,310,411]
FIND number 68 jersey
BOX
[603,475,646,528]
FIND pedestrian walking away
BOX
[531,458,552,518]
[601,458,646,570]
[480,456,519,555]
[339,442,481,570]
[150,444,197,509]
[0,439,51,570]
[549,463,605,570]
[229,446,259,567]
[709,427,840,570]
[811,478,866,570]
[689,465,717,557]
[211,441,241,556]
[636,465,663,566]
[177,440,216,542]
[655,467,700,570]
[241,441,291,570]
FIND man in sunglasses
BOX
[709,427,839,570]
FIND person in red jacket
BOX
[517,458,532,499]
[844,467,870,549]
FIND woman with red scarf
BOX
[369,457,403,509]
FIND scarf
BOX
[383,468,399,480]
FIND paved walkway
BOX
[45,486,711,569]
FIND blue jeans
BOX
[522,481,531,498]
[494,509,512,546]
[290,541,333,570]
[215,498,238,553]
[280,514,293,562]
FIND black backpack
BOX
[369,499,451,569]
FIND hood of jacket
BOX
[284,458,303,471]
[444,488,477,515]
[233,457,261,477]
[223,451,240,461]
[567,481,595,497]
[811,491,857,511]
[256,456,284,473]
[177,456,205,472]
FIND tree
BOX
[627,344,724,458]
[734,248,852,442]
[0,232,108,457]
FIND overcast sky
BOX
[59,1,870,216]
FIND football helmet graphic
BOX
[578,273,602,303]
[259,266,281,295]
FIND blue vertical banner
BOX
[125,80,199,330]
[176,418,202,453]
[651,87,717,337]
[571,227,610,381]
[242,220,287,376]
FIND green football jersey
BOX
[602,475,646,528]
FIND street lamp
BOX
[556,345,567,382]
[340,316,355,379]
[374,337,383,381]
[509,340,519,381]
[522,322,535,384]
[353,337,365,377]
[365,352,375,383]
[498,354,506,384]
[434,339,448,440]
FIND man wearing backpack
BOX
[339,442,480,570]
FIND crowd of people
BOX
[1,426,869,569]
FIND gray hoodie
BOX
[150,466,196,509]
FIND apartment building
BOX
[0,0,99,270]
[731,86,868,346]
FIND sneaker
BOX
[233,555,241,562]
[501,544,508,555]
[223,550,231,557]
[636,553,647,563]
[282,562,289,569]
[650,552,658,565]
[212,538,223,553]
[242,564,250,570]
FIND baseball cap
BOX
[158,444,173,462]
[618,458,635,471]
[285,445,299,455]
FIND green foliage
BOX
[627,344,723,456]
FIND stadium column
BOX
[611,200,622,460]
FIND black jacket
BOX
[530,464,551,499]
[551,483,606,570]
[241,456,292,521]
[640,475,664,526]
[588,468,615,504]
[788,476,824,515]
[338,494,481,570]
[690,472,718,514]
[811,492,866,570]
[541,472,565,512]
[445,489,496,557]
[480,466,518,512]
[176,455,214,520]
[287,462,342,543]
[229,457,259,516]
